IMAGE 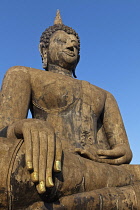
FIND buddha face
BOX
[47,30,79,70]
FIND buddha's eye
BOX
[54,38,66,44]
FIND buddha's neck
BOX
[47,64,72,77]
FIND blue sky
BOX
[0,0,140,164]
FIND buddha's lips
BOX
[63,50,75,57]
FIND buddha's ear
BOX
[77,54,80,65]
[42,48,48,70]
[73,55,80,78]
[39,43,48,70]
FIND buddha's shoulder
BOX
[81,80,113,99]
[6,66,65,78]
[6,66,44,74]
[5,66,51,81]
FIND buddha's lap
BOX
[0,137,134,193]
[0,137,139,209]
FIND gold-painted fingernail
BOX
[38,181,46,194]
[54,160,61,172]
[31,172,39,182]
[47,177,54,187]
[26,161,33,170]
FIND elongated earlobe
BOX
[42,51,48,70]
[72,55,80,78]
[77,55,80,65]
[72,69,77,78]
[39,43,48,70]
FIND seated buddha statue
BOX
[0,10,140,210]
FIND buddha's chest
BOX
[31,74,105,116]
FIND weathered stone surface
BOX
[0,10,140,209]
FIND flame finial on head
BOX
[54,10,63,25]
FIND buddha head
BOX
[39,10,80,77]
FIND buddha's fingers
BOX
[98,155,126,165]
[38,131,47,194]
[97,147,125,158]
[54,136,62,172]
[23,128,33,170]
[46,132,55,188]
[75,148,97,161]
[30,130,39,182]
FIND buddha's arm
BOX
[0,66,31,136]
[0,66,62,194]
[97,92,132,164]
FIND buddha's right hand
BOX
[7,119,62,194]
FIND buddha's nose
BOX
[66,39,75,51]
[67,38,75,46]
[67,46,74,51]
